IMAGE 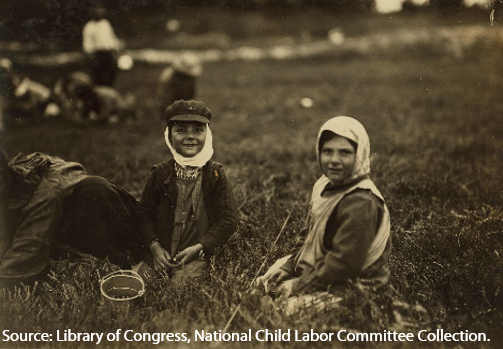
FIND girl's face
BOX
[170,121,207,158]
[320,135,356,184]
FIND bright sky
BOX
[374,0,489,13]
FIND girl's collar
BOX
[322,174,371,194]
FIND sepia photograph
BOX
[0,0,502,348]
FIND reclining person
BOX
[0,151,143,288]
[47,71,136,124]
[0,58,51,125]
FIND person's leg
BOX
[90,53,101,86]
[0,179,62,284]
[102,51,117,87]
[93,51,116,87]
[60,176,143,268]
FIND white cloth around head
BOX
[164,124,213,167]
[316,116,371,186]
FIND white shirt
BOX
[82,19,120,54]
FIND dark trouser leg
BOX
[60,176,143,267]
[0,179,62,281]
[92,51,117,87]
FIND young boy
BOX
[257,116,391,311]
[138,100,237,281]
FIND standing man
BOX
[82,3,122,87]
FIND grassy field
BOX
[1,11,503,349]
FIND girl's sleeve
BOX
[296,189,384,291]
[199,165,238,253]
[137,167,162,246]
[279,226,308,276]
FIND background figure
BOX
[0,152,143,288]
[156,52,202,116]
[13,76,51,120]
[47,71,136,124]
[82,4,121,86]
[45,71,93,121]
[0,58,51,125]
[0,58,13,131]
[83,85,136,124]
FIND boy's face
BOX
[320,135,356,184]
[170,121,207,158]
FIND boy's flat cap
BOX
[165,100,211,125]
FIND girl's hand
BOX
[277,278,300,301]
[175,243,204,265]
[270,269,291,285]
[150,242,177,270]
[255,269,291,290]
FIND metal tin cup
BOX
[100,270,145,308]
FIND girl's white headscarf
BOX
[316,116,371,185]
[164,124,214,167]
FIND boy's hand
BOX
[175,243,204,265]
[150,242,177,270]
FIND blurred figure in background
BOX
[490,0,503,26]
[45,71,93,121]
[0,58,51,126]
[80,84,136,124]
[13,76,51,120]
[0,58,13,131]
[156,52,202,117]
[82,3,122,87]
[47,71,136,124]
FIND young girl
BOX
[138,100,237,281]
[257,116,391,306]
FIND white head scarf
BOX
[316,116,371,185]
[164,124,214,167]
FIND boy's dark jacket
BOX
[138,159,237,254]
